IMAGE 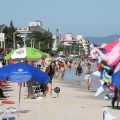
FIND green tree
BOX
[27,31,54,52]
[9,20,14,29]
[1,21,22,48]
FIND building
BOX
[17,27,30,38]
[29,20,46,33]
[17,20,47,38]
[59,34,94,55]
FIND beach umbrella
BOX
[112,70,120,91]
[0,62,50,83]
[4,50,15,60]
[72,57,80,61]
[4,47,47,60]
[0,62,50,117]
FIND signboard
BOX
[0,33,5,41]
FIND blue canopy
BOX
[112,71,120,90]
[0,62,50,84]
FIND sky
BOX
[0,0,120,37]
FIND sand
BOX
[0,79,120,120]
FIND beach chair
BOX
[32,83,46,98]
[27,80,46,98]
[27,80,38,99]
[32,84,41,97]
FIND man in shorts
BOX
[84,59,92,91]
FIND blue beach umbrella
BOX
[112,70,120,91]
[0,62,50,117]
[0,62,50,83]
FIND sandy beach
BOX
[0,77,120,120]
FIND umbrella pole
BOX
[18,84,21,118]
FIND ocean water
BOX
[63,63,101,91]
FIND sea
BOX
[61,63,101,92]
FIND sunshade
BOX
[0,62,50,117]
[4,47,47,60]
[112,71,120,91]
[72,57,80,61]
[0,62,49,83]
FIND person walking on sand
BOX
[60,61,66,80]
[45,61,55,97]
[76,62,83,79]
[84,59,92,91]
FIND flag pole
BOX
[18,84,21,119]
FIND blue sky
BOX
[1,0,120,37]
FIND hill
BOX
[85,34,120,45]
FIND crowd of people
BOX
[0,56,94,99]
[37,58,93,97]
[25,58,93,98]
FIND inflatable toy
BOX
[94,86,105,96]
[105,44,114,52]
[114,62,120,73]
[105,38,120,52]
[93,71,100,77]
[91,42,120,66]
[112,70,120,91]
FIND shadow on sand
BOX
[13,110,31,114]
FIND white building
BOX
[29,20,42,27]
[17,27,31,38]
[17,20,46,38]
[60,34,94,55]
